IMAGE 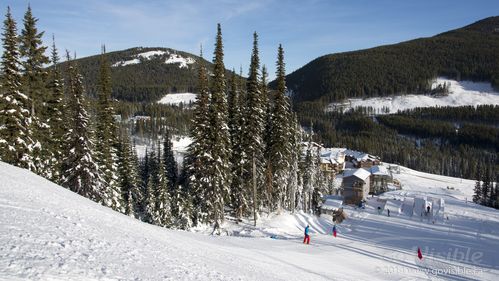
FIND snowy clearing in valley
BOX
[326,78,499,114]
[157,93,197,106]
[1,161,498,280]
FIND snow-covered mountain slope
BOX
[327,78,499,114]
[157,92,197,106]
[112,49,195,68]
[1,161,498,280]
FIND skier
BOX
[377,206,381,215]
[387,209,390,217]
[303,225,310,244]
[332,225,337,237]
[426,205,430,214]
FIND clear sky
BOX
[3,0,499,80]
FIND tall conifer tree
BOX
[60,53,103,202]
[206,23,231,226]
[186,46,211,225]
[228,70,246,219]
[95,46,121,211]
[0,7,35,171]
[269,44,292,210]
[19,5,49,177]
[242,32,265,212]
[46,35,65,183]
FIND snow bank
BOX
[327,78,499,114]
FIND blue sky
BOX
[3,0,499,80]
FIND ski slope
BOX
[1,161,498,280]
[157,93,197,106]
[327,78,499,114]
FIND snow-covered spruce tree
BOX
[130,142,144,216]
[301,134,318,213]
[156,143,172,227]
[46,36,65,183]
[0,7,35,171]
[60,53,103,202]
[186,46,211,225]
[473,164,482,204]
[287,112,302,212]
[269,44,293,211]
[228,70,247,219]
[163,129,177,195]
[206,23,231,226]
[143,149,160,224]
[173,182,193,230]
[116,129,141,217]
[242,32,265,213]
[19,5,50,177]
[94,46,121,211]
[261,65,274,211]
[481,166,492,207]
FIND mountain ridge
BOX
[278,16,499,104]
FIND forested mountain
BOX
[280,16,499,104]
[59,47,220,102]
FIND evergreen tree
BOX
[156,143,172,226]
[205,23,231,226]
[116,129,141,217]
[173,183,193,230]
[186,46,211,225]
[481,166,492,206]
[0,7,35,171]
[94,46,121,211]
[143,149,160,224]
[46,35,65,183]
[163,129,177,194]
[228,70,246,219]
[19,5,48,116]
[287,113,302,211]
[261,65,273,210]
[19,5,49,177]
[60,53,103,202]
[242,32,265,212]
[473,165,482,204]
[269,44,292,211]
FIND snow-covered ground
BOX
[135,135,191,166]
[327,78,499,114]
[157,93,197,106]
[1,161,498,280]
[112,49,196,68]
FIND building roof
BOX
[344,149,380,162]
[321,195,343,210]
[370,165,390,176]
[343,168,371,180]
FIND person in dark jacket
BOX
[303,225,310,244]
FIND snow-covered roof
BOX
[343,168,371,180]
[370,165,389,176]
[344,149,379,162]
[320,148,346,165]
[321,199,343,210]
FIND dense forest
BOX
[280,16,499,104]
[299,105,498,181]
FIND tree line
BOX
[0,7,328,230]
